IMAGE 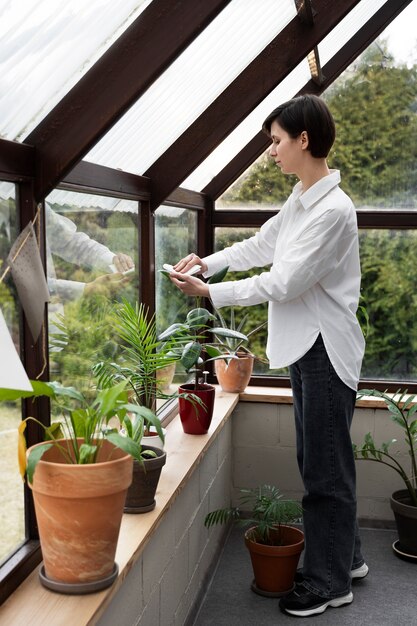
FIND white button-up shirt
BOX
[204,170,365,390]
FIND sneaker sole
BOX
[351,564,369,579]
[283,592,354,617]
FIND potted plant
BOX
[1,378,155,593]
[204,484,304,596]
[207,307,267,393]
[353,388,417,560]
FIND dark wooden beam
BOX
[62,161,151,200]
[0,138,35,180]
[165,187,207,210]
[25,0,232,202]
[203,0,413,200]
[145,0,362,210]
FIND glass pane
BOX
[155,205,198,388]
[86,0,296,174]
[183,58,311,192]
[214,226,287,378]
[0,182,25,564]
[46,190,139,398]
[360,229,417,382]
[0,0,151,141]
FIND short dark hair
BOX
[262,94,335,158]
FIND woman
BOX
[169,94,367,618]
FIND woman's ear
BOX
[300,130,309,150]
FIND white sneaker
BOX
[351,563,369,579]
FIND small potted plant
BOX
[1,378,155,593]
[206,307,267,393]
[204,484,304,596]
[353,388,417,560]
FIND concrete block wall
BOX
[232,402,409,523]
[97,418,232,626]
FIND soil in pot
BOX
[390,489,417,556]
[244,525,304,597]
[215,354,254,393]
[178,383,215,435]
[124,445,167,513]
[28,439,133,592]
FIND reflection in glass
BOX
[155,205,197,388]
[0,182,25,564]
[46,190,138,397]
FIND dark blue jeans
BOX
[289,334,364,598]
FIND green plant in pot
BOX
[205,485,304,596]
[353,388,417,560]
[159,266,248,434]
[1,378,155,593]
[207,307,267,393]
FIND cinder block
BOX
[356,458,405,498]
[351,408,375,443]
[173,470,200,544]
[160,535,189,626]
[199,436,219,500]
[97,557,143,626]
[142,513,176,604]
[233,403,279,447]
[278,405,296,447]
[208,452,232,514]
[218,418,232,465]
[188,499,209,578]
[137,586,160,626]
[373,408,406,446]
[233,445,302,495]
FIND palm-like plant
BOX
[353,388,417,506]
[204,485,302,545]
[93,299,182,435]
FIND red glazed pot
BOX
[178,383,215,435]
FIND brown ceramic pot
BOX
[244,525,304,597]
[28,438,133,590]
[215,354,254,393]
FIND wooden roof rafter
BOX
[202,0,414,201]
[145,0,362,211]
[25,0,233,203]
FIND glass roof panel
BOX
[85,0,297,174]
[0,0,151,141]
[317,0,387,66]
[182,58,312,191]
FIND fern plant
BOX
[204,485,302,545]
[353,388,417,506]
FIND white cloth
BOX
[204,170,365,390]
[46,205,114,301]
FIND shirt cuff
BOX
[208,281,236,309]
[202,251,229,278]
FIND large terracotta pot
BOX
[178,383,215,435]
[244,525,304,597]
[215,354,254,393]
[390,489,417,557]
[28,438,133,593]
[124,446,167,513]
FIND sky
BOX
[383,1,417,65]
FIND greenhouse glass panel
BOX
[45,190,138,399]
[0,0,151,141]
[86,0,296,174]
[0,182,25,566]
[183,58,311,192]
[155,205,198,390]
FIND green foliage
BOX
[353,389,417,505]
[204,485,302,546]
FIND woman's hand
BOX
[169,272,210,298]
[173,253,207,275]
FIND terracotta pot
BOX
[244,525,304,597]
[178,383,215,435]
[124,446,167,513]
[156,363,176,392]
[390,489,417,556]
[215,354,254,393]
[28,438,133,592]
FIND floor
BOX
[193,526,417,625]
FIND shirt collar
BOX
[293,170,341,210]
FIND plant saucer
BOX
[392,540,417,563]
